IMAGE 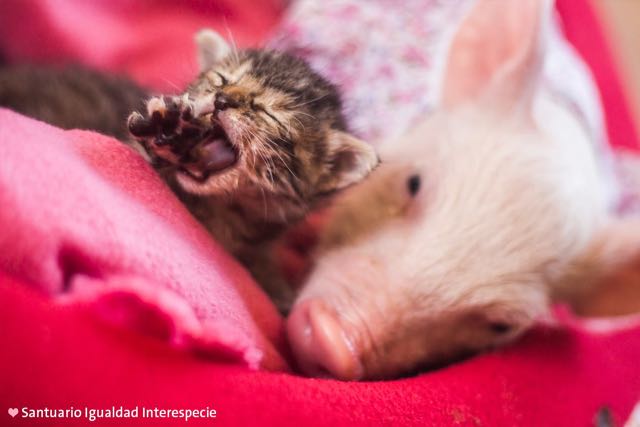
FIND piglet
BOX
[287,0,640,380]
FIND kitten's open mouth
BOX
[179,124,238,182]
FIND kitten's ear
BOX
[318,130,379,194]
[195,29,231,72]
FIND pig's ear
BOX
[195,29,231,72]
[442,0,552,113]
[317,130,379,194]
[560,219,640,316]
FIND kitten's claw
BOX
[181,104,193,121]
[150,110,164,127]
[160,96,181,135]
[127,111,156,137]
[146,96,166,116]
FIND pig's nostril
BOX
[287,299,363,381]
[489,322,513,334]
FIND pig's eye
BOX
[407,174,421,196]
[488,322,513,334]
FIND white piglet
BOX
[287,0,640,380]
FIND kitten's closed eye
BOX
[215,72,228,86]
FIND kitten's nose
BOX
[214,92,240,111]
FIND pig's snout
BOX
[287,299,364,380]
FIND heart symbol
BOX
[8,408,18,418]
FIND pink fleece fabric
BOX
[0,0,284,92]
[0,109,287,371]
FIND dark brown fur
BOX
[0,64,146,140]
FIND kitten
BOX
[127,30,379,310]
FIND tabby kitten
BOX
[127,30,378,310]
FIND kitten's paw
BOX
[127,95,197,146]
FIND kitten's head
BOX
[174,30,378,208]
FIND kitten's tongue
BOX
[184,138,237,179]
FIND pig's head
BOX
[287,0,640,380]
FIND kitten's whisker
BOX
[257,146,275,186]
[264,136,299,182]
[259,185,268,220]
[244,128,276,189]
[292,111,316,120]
[161,78,181,92]
[288,115,307,134]
[288,94,330,109]
[284,117,293,138]
[260,144,281,191]
[261,146,278,188]
[222,19,241,66]
[258,150,274,186]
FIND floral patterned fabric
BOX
[269,0,639,214]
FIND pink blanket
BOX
[0,109,287,371]
[0,0,284,92]
[2,0,640,425]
